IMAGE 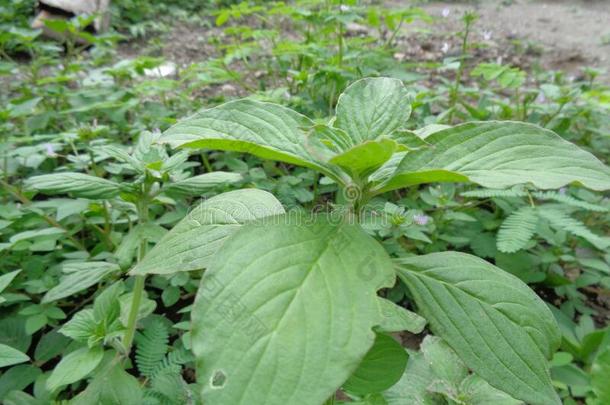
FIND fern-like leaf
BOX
[150,347,194,379]
[136,320,169,378]
[461,188,528,199]
[538,207,610,250]
[533,191,608,212]
[497,206,539,253]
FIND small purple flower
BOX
[441,42,450,53]
[558,187,567,195]
[441,7,450,18]
[413,214,430,226]
[44,143,57,157]
[536,92,546,103]
[482,30,492,41]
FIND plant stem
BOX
[448,13,475,122]
[121,194,150,355]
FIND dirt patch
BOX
[395,0,610,83]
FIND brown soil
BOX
[393,0,610,83]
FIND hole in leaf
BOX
[211,370,227,388]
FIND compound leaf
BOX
[497,206,538,253]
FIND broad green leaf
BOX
[334,77,411,143]
[25,173,121,199]
[460,374,524,405]
[47,346,104,392]
[0,365,41,402]
[497,206,538,253]
[376,297,426,334]
[421,336,468,386]
[343,333,408,395]
[42,262,120,303]
[395,252,561,405]
[60,309,97,342]
[330,139,398,178]
[377,122,610,193]
[131,189,285,275]
[0,270,20,293]
[160,99,342,182]
[591,348,610,404]
[383,350,443,405]
[164,171,243,197]
[71,362,143,405]
[119,291,156,326]
[115,223,167,269]
[0,343,29,368]
[191,215,395,405]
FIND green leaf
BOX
[160,99,341,181]
[164,171,243,197]
[25,173,121,199]
[395,252,561,405]
[330,139,398,178]
[591,348,610,404]
[0,365,41,402]
[497,206,538,253]
[460,374,524,405]
[382,349,443,405]
[376,297,426,334]
[119,291,156,326]
[42,262,120,303]
[377,122,610,193]
[420,336,468,386]
[71,362,143,405]
[191,214,395,405]
[135,320,168,378]
[0,343,30,368]
[343,333,408,395]
[538,207,610,249]
[46,346,104,392]
[131,189,285,275]
[0,270,20,294]
[60,309,97,342]
[334,77,411,143]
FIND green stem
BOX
[121,195,150,355]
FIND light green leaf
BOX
[591,348,610,404]
[334,77,411,143]
[42,262,120,303]
[9,228,64,244]
[395,252,561,405]
[0,270,21,294]
[25,173,121,199]
[421,336,468,386]
[119,291,156,326]
[164,171,243,197]
[330,139,398,178]
[160,99,341,181]
[376,297,426,334]
[538,207,610,249]
[191,214,395,405]
[131,189,285,275]
[46,346,104,392]
[460,374,524,405]
[383,349,443,405]
[60,309,97,342]
[497,206,539,253]
[0,343,30,368]
[71,362,143,405]
[378,122,610,193]
[343,333,408,395]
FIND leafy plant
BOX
[132,77,610,404]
